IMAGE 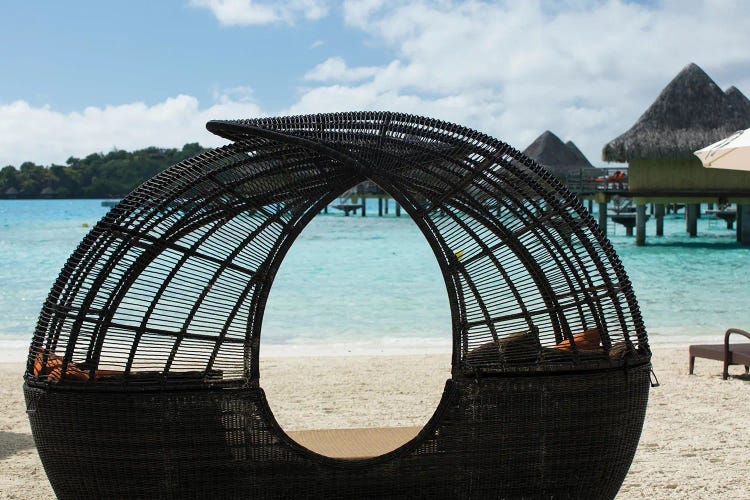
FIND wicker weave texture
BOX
[25,364,649,500]
[27,112,648,386]
[23,112,652,499]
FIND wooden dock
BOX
[329,183,402,217]
[331,203,364,216]
[705,208,737,229]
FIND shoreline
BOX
[0,333,732,364]
[1,347,749,499]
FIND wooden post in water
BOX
[378,197,383,216]
[655,203,665,236]
[739,205,750,245]
[587,198,593,213]
[395,202,401,217]
[324,205,328,214]
[361,196,366,217]
[635,204,646,246]
[686,203,698,237]
[597,202,607,236]
[385,197,389,214]
[737,204,742,242]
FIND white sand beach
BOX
[1,346,748,499]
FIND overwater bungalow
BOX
[565,140,592,167]
[523,130,600,182]
[725,86,750,122]
[4,187,19,199]
[602,62,750,245]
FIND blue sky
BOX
[2,0,749,167]
[0,1,387,112]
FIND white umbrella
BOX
[694,128,750,171]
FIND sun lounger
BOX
[689,328,750,380]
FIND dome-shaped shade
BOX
[27,112,648,386]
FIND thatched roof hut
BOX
[725,85,750,123]
[40,187,55,197]
[523,131,594,179]
[602,63,750,162]
[565,140,592,167]
[4,187,18,198]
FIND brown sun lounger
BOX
[689,328,750,380]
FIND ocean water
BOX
[2,199,749,359]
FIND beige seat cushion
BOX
[287,426,422,459]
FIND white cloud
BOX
[304,57,382,82]
[190,0,328,26]
[5,1,750,169]
[0,93,265,166]
[342,0,385,29]
[212,85,257,104]
[300,0,750,165]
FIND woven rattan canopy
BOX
[25,112,652,500]
[27,112,649,387]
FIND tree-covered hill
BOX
[0,143,207,198]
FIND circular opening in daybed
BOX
[260,198,452,459]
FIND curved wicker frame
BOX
[25,112,651,499]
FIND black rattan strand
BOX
[24,111,651,499]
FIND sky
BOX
[1,0,749,168]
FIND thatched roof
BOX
[564,140,593,167]
[40,187,55,195]
[725,86,750,123]
[602,63,750,162]
[523,131,593,177]
[4,187,18,195]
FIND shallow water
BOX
[1,199,748,356]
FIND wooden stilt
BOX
[655,203,664,236]
[598,202,608,236]
[740,205,750,245]
[737,204,742,242]
[635,204,646,246]
[686,203,698,237]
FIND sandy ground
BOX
[1,347,748,499]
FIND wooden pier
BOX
[325,176,750,246]
[328,181,402,217]
[331,203,364,216]
[705,208,737,229]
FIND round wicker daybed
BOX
[24,112,652,500]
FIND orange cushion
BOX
[554,328,600,351]
[32,350,89,381]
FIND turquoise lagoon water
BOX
[2,199,749,359]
